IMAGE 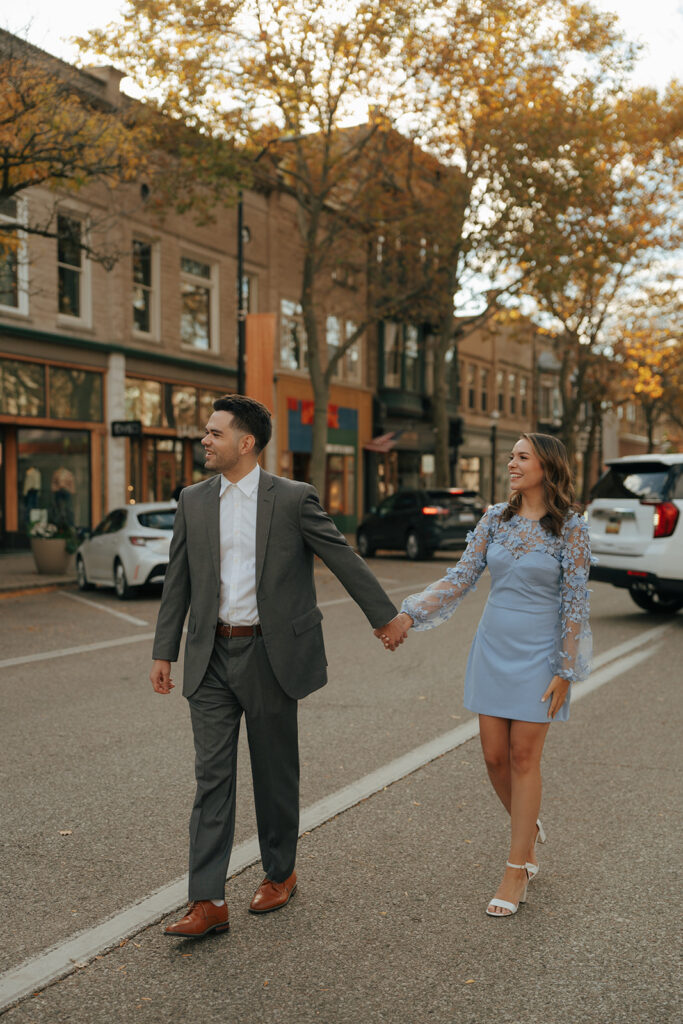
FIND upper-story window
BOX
[280,298,307,370]
[520,376,528,417]
[326,316,362,382]
[496,369,505,412]
[0,198,28,315]
[481,368,489,412]
[57,213,89,321]
[382,322,422,391]
[180,255,216,350]
[133,239,158,336]
[467,364,477,410]
[508,372,517,415]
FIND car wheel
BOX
[628,585,683,615]
[76,556,94,591]
[114,559,132,600]
[357,531,375,558]
[405,530,425,561]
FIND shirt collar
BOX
[220,463,260,499]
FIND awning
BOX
[363,431,400,453]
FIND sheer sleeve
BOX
[550,515,592,682]
[400,507,497,631]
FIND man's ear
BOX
[241,433,256,455]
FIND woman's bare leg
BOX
[488,720,550,916]
[479,714,512,812]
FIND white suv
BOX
[587,453,683,614]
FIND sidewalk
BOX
[0,550,76,594]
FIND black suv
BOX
[356,488,485,560]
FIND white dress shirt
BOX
[217,464,260,626]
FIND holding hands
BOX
[374,611,414,652]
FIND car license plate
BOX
[605,520,621,534]
[459,513,475,523]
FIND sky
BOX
[4,0,683,94]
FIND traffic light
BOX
[449,416,464,448]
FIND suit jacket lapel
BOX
[206,474,221,584]
[255,470,275,591]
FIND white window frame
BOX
[344,320,362,384]
[132,236,161,341]
[0,197,29,316]
[179,252,219,353]
[56,206,92,328]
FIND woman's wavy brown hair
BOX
[501,433,580,536]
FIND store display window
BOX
[18,428,90,535]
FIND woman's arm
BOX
[397,506,497,633]
[550,515,593,684]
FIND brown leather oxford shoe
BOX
[249,870,297,914]
[164,900,229,937]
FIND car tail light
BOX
[641,500,679,538]
[129,535,166,546]
[422,506,449,516]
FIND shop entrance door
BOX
[156,449,179,502]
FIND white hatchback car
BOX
[75,502,177,599]
[587,453,683,614]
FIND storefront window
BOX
[49,367,103,422]
[168,386,197,429]
[18,428,90,535]
[199,390,227,426]
[125,378,162,426]
[0,359,45,417]
[148,439,183,501]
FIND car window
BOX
[108,510,128,533]
[377,495,398,516]
[673,470,683,499]
[393,493,418,511]
[91,516,109,538]
[590,463,672,502]
[136,511,176,530]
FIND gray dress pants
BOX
[186,633,299,900]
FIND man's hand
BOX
[374,612,413,652]
[150,659,175,694]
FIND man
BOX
[151,395,405,937]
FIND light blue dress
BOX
[401,504,592,723]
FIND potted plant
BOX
[30,520,79,575]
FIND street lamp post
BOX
[489,409,500,505]
[236,191,248,395]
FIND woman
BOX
[378,434,592,917]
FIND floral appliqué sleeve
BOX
[400,507,498,630]
[550,515,592,682]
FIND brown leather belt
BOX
[216,622,262,638]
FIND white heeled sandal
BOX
[485,861,529,917]
[525,818,547,881]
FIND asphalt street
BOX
[0,551,681,1023]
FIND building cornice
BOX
[0,323,237,378]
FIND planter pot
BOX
[30,537,73,575]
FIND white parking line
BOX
[0,629,669,1012]
[0,634,155,670]
[60,591,148,627]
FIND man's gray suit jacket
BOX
[152,470,398,700]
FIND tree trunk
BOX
[581,401,600,504]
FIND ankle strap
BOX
[506,861,527,870]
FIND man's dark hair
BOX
[212,395,272,453]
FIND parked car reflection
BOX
[75,502,176,599]
[356,488,485,560]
